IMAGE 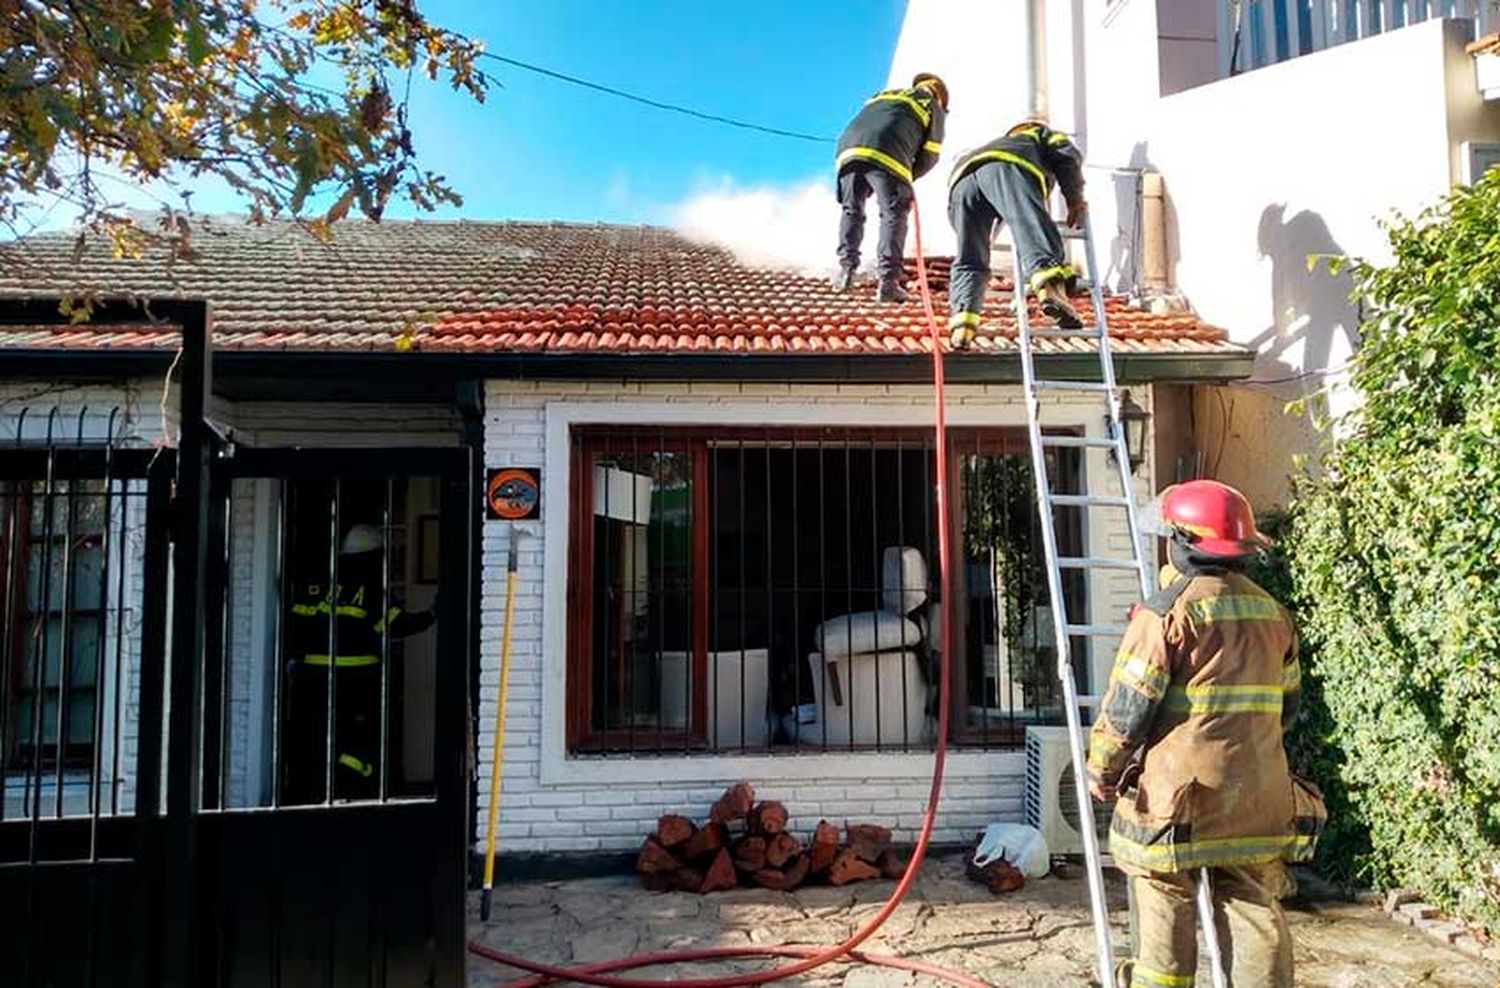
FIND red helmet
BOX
[1158,480,1267,558]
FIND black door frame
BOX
[0,300,474,987]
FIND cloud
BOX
[669,175,874,275]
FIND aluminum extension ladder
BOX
[1009,214,1230,988]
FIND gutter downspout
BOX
[1025,0,1050,121]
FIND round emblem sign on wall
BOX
[485,467,541,521]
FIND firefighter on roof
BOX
[946,119,1087,349]
[833,72,949,302]
[1087,480,1327,988]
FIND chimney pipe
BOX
[1024,0,1049,120]
[1141,171,1170,292]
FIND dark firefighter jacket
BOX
[949,123,1086,209]
[288,575,434,668]
[1086,566,1327,874]
[835,86,946,185]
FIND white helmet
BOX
[340,523,384,555]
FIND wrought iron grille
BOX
[567,425,1089,755]
[0,407,170,860]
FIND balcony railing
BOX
[1218,0,1498,75]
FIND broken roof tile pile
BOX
[0,219,1229,355]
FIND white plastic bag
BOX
[972,822,1050,878]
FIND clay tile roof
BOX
[1469,31,1500,56]
[0,218,1235,357]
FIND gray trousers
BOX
[837,163,912,281]
[947,162,1071,328]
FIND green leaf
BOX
[136,9,176,62]
[185,16,210,64]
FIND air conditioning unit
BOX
[1024,726,1114,856]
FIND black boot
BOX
[876,278,909,303]
[830,266,856,292]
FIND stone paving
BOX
[467,856,1498,986]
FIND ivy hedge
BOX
[1281,170,1500,930]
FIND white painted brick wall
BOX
[1,376,1158,851]
[478,380,1158,855]
[0,380,159,445]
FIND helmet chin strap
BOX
[1168,530,1254,575]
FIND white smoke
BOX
[669,175,877,275]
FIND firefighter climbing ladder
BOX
[1011,215,1230,988]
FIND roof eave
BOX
[0,346,1254,392]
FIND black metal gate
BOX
[0,439,175,988]
[194,445,473,987]
[1,440,472,987]
[1,300,473,988]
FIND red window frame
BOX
[567,431,710,752]
[564,425,1072,753]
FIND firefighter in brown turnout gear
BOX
[284,523,436,804]
[1087,480,1327,988]
[833,73,948,302]
[946,119,1086,350]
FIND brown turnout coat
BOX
[1087,567,1326,873]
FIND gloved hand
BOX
[1066,200,1088,228]
[1088,776,1115,802]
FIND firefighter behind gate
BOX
[946,119,1087,350]
[1086,480,1327,988]
[284,523,436,804]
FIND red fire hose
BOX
[468,198,982,987]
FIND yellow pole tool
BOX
[479,537,520,921]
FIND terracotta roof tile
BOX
[0,219,1234,357]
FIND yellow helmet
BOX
[911,72,949,110]
[1006,117,1051,137]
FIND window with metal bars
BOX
[2,481,108,772]
[566,426,1086,755]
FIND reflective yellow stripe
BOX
[338,753,374,778]
[1111,830,1316,870]
[948,310,982,329]
[1028,265,1076,294]
[1009,126,1041,141]
[866,90,931,127]
[951,149,1049,196]
[291,601,369,620]
[1131,966,1194,987]
[837,147,914,183]
[303,654,381,668]
[1087,732,1125,769]
[1047,131,1074,147]
[1283,660,1302,691]
[1187,594,1283,624]
[373,606,402,634]
[1163,684,1283,715]
[922,140,942,154]
[1114,650,1168,698]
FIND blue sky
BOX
[401,1,906,223]
[18,3,905,253]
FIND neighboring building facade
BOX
[888,0,1500,506]
[0,219,1248,855]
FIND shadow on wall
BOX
[1249,204,1361,378]
[1193,383,1322,510]
[1104,143,1180,296]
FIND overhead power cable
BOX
[479,53,835,144]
